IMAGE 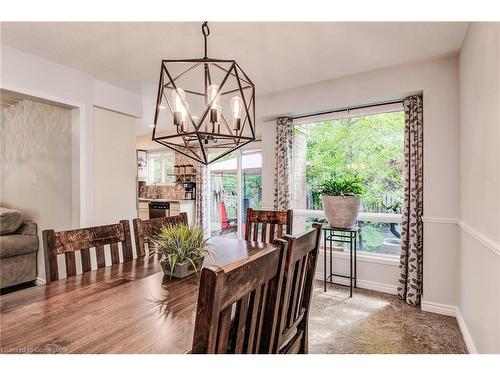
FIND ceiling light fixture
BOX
[151,22,256,165]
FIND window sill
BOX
[319,247,400,266]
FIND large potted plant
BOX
[316,176,364,228]
[148,224,213,279]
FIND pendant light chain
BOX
[202,22,210,59]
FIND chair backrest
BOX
[244,208,293,243]
[273,223,322,354]
[192,240,287,354]
[133,213,188,257]
[42,220,133,282]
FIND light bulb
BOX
[207,84,220,108]
[179,102,189,132]
[231,96,244,130]
[171,88,187,126]
[208,84,221,124]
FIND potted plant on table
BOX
[315,176,365,229]
[148,224,213,279]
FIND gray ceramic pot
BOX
[161,257,204,278]
[321,195,360,228]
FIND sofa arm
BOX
[16,221,38,236]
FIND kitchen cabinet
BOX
[136,199,195,225]
[138,201,149,220]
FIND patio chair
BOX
[218,201,237,236]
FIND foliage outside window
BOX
[148,150,175,185]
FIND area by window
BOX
[292,108,404,257]
[209,149,263,238]
[147,150,175,185]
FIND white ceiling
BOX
[1,22,469,96]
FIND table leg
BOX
[349,234,353,298]
[354,232,357,288]
[323,230,327,292]
[329,230,333,291]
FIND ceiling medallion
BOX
[151,22,256,165]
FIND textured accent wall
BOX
[1,99,72,280]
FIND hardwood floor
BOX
[309,282,468,354]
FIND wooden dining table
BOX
[0,237,276,354]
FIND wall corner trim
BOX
[458,220,500,257]
[422,216,458,225]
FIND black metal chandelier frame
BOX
[151,22,256,165]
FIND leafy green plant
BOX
[147,224,213,277]
[315,176,365,197]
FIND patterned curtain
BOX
[195,164,209,237]
[274,117,293,210]
[397,95,424,306]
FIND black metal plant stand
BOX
[322,225,359,298]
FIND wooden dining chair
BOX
[273,223,322,354]
[191,239,288,354]
[244,208,293,243]
[42,220,133,282]
[132,213,188,257]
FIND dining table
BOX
[0,237,276,354]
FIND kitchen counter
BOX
[138,198,195,203]
[137,198,195,225]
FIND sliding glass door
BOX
[209,148,262,238]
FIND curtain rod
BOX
[287,99,404,121]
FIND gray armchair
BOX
[0,208,39,289]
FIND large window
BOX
[147,150,175,185]
[293,109,404,257]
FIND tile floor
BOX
[309,283,468,354]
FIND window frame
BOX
[208,143,263,239]
[146,149,176,186]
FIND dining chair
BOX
[273,223,322,354]
[132,213,188,257]
[191,239,288,354]
[42,220,133,282]
[244,208,293,243]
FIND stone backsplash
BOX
[139,183,186,200]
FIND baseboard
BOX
[421,300,457,316]
[456,309,478,354]
[315,272,397,295]
[35,277,46,285]
[421,301,478,354]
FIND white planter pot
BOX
[321,195,360,229]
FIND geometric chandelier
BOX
[151,22,256,165]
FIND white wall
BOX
[458,23,500,353]
[1,46,142,281]
[1,100,73,281]
[258,56,460,304]
[1,45,143,227]
[93,107,137,226]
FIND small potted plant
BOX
[148,224,213,279]
[315,176,364,228]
